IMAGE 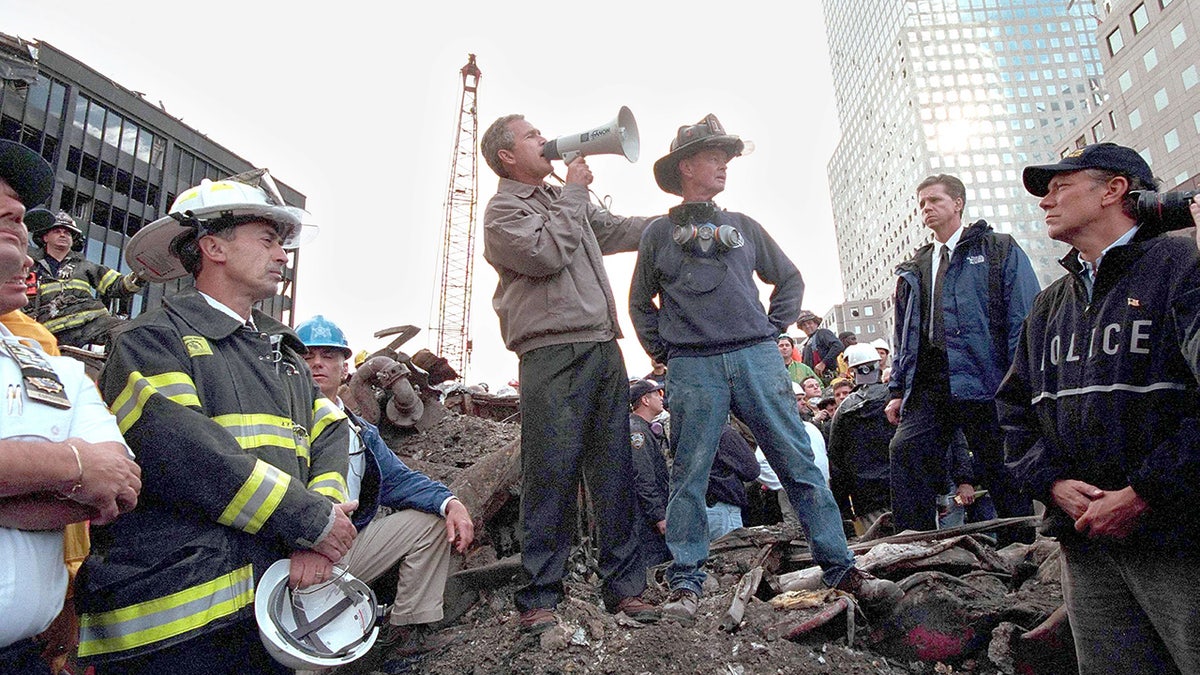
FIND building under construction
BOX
[0,32,305,323]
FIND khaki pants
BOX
[343,509,450,626]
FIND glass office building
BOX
[0,33,304,322]
[823,0,1105,314]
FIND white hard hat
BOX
[254,559,380,669]
[869,338,891,354]
[845,343,882,369]
[126,173,317,282]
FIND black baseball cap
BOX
[1022,143,1155,197]
[629,378,664,405]
[0,139,54,207]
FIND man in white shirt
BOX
[0,139,140,672]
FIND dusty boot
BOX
[613,595,661,623]
[833,567,903,616]
[518,607,558,635]
[661,589,699,626]
[380,623,454,656]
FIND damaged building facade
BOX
[0,32,305,322]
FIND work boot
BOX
[833,567,903,616]
[661,588,699,626]
[518,607,558,635]
[613,595,661,624]
[378,623,454,657]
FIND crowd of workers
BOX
[0,106,1198,675]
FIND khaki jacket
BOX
[483,179,646,355]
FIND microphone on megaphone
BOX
[542,106,639,163]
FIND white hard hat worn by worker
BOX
[125,170,318,282]
[845,343,883,385]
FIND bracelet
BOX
[58,442,83,500]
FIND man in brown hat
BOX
[795,309,844,384]
[631,114,900,626]
[999,143,1200,673]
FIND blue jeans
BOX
[706,501,744,541]
[664,341,855,595]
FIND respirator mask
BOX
[669,202,744,254]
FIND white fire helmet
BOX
[125,170,317,282]
[845,343,882,369]
[254,559,381,669]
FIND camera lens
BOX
[1133,189,1199,234]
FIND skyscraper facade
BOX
[0,33,305,323]
[1054,0,1198,194]
[824,0,1105,314]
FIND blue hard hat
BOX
[295,315,352,357]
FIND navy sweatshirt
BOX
[630,209,805,363]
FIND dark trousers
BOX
[90,620,289,675]
[515,340,645,612]
[0,638,52,675]
[889,390,1032,542]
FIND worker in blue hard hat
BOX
[296,314,474,660]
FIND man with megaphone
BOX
[630,114,902,626]
[480,113,659,635]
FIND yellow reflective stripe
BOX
[211,412,306,458]
[217,460,291,533]
[43,307,110,333]
[308,471,348,502]
[96,269,121,294]
[39,279,96,295]
[78,564,254,657]
[310,397,346,441]
[110,371,201,434]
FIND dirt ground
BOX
[355,413,1064,675]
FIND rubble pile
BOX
[368,412,1072,675]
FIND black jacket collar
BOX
[163,289,305,352]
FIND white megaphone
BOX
[542,106,639,163]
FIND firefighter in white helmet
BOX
[76,173,355,674]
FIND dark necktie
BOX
[930,244,949,348]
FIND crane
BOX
[433,54,481,378]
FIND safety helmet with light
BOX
[254,559,381,670]
[31,210,85,251]
[124,170,317,282]
[296,315,352,358]
[845,343,882,369]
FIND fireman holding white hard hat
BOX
[75,172,354,674]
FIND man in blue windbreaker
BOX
[296,315,474,659]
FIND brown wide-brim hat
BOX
[653,114,745,196]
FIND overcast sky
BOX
[5,1,849,386]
